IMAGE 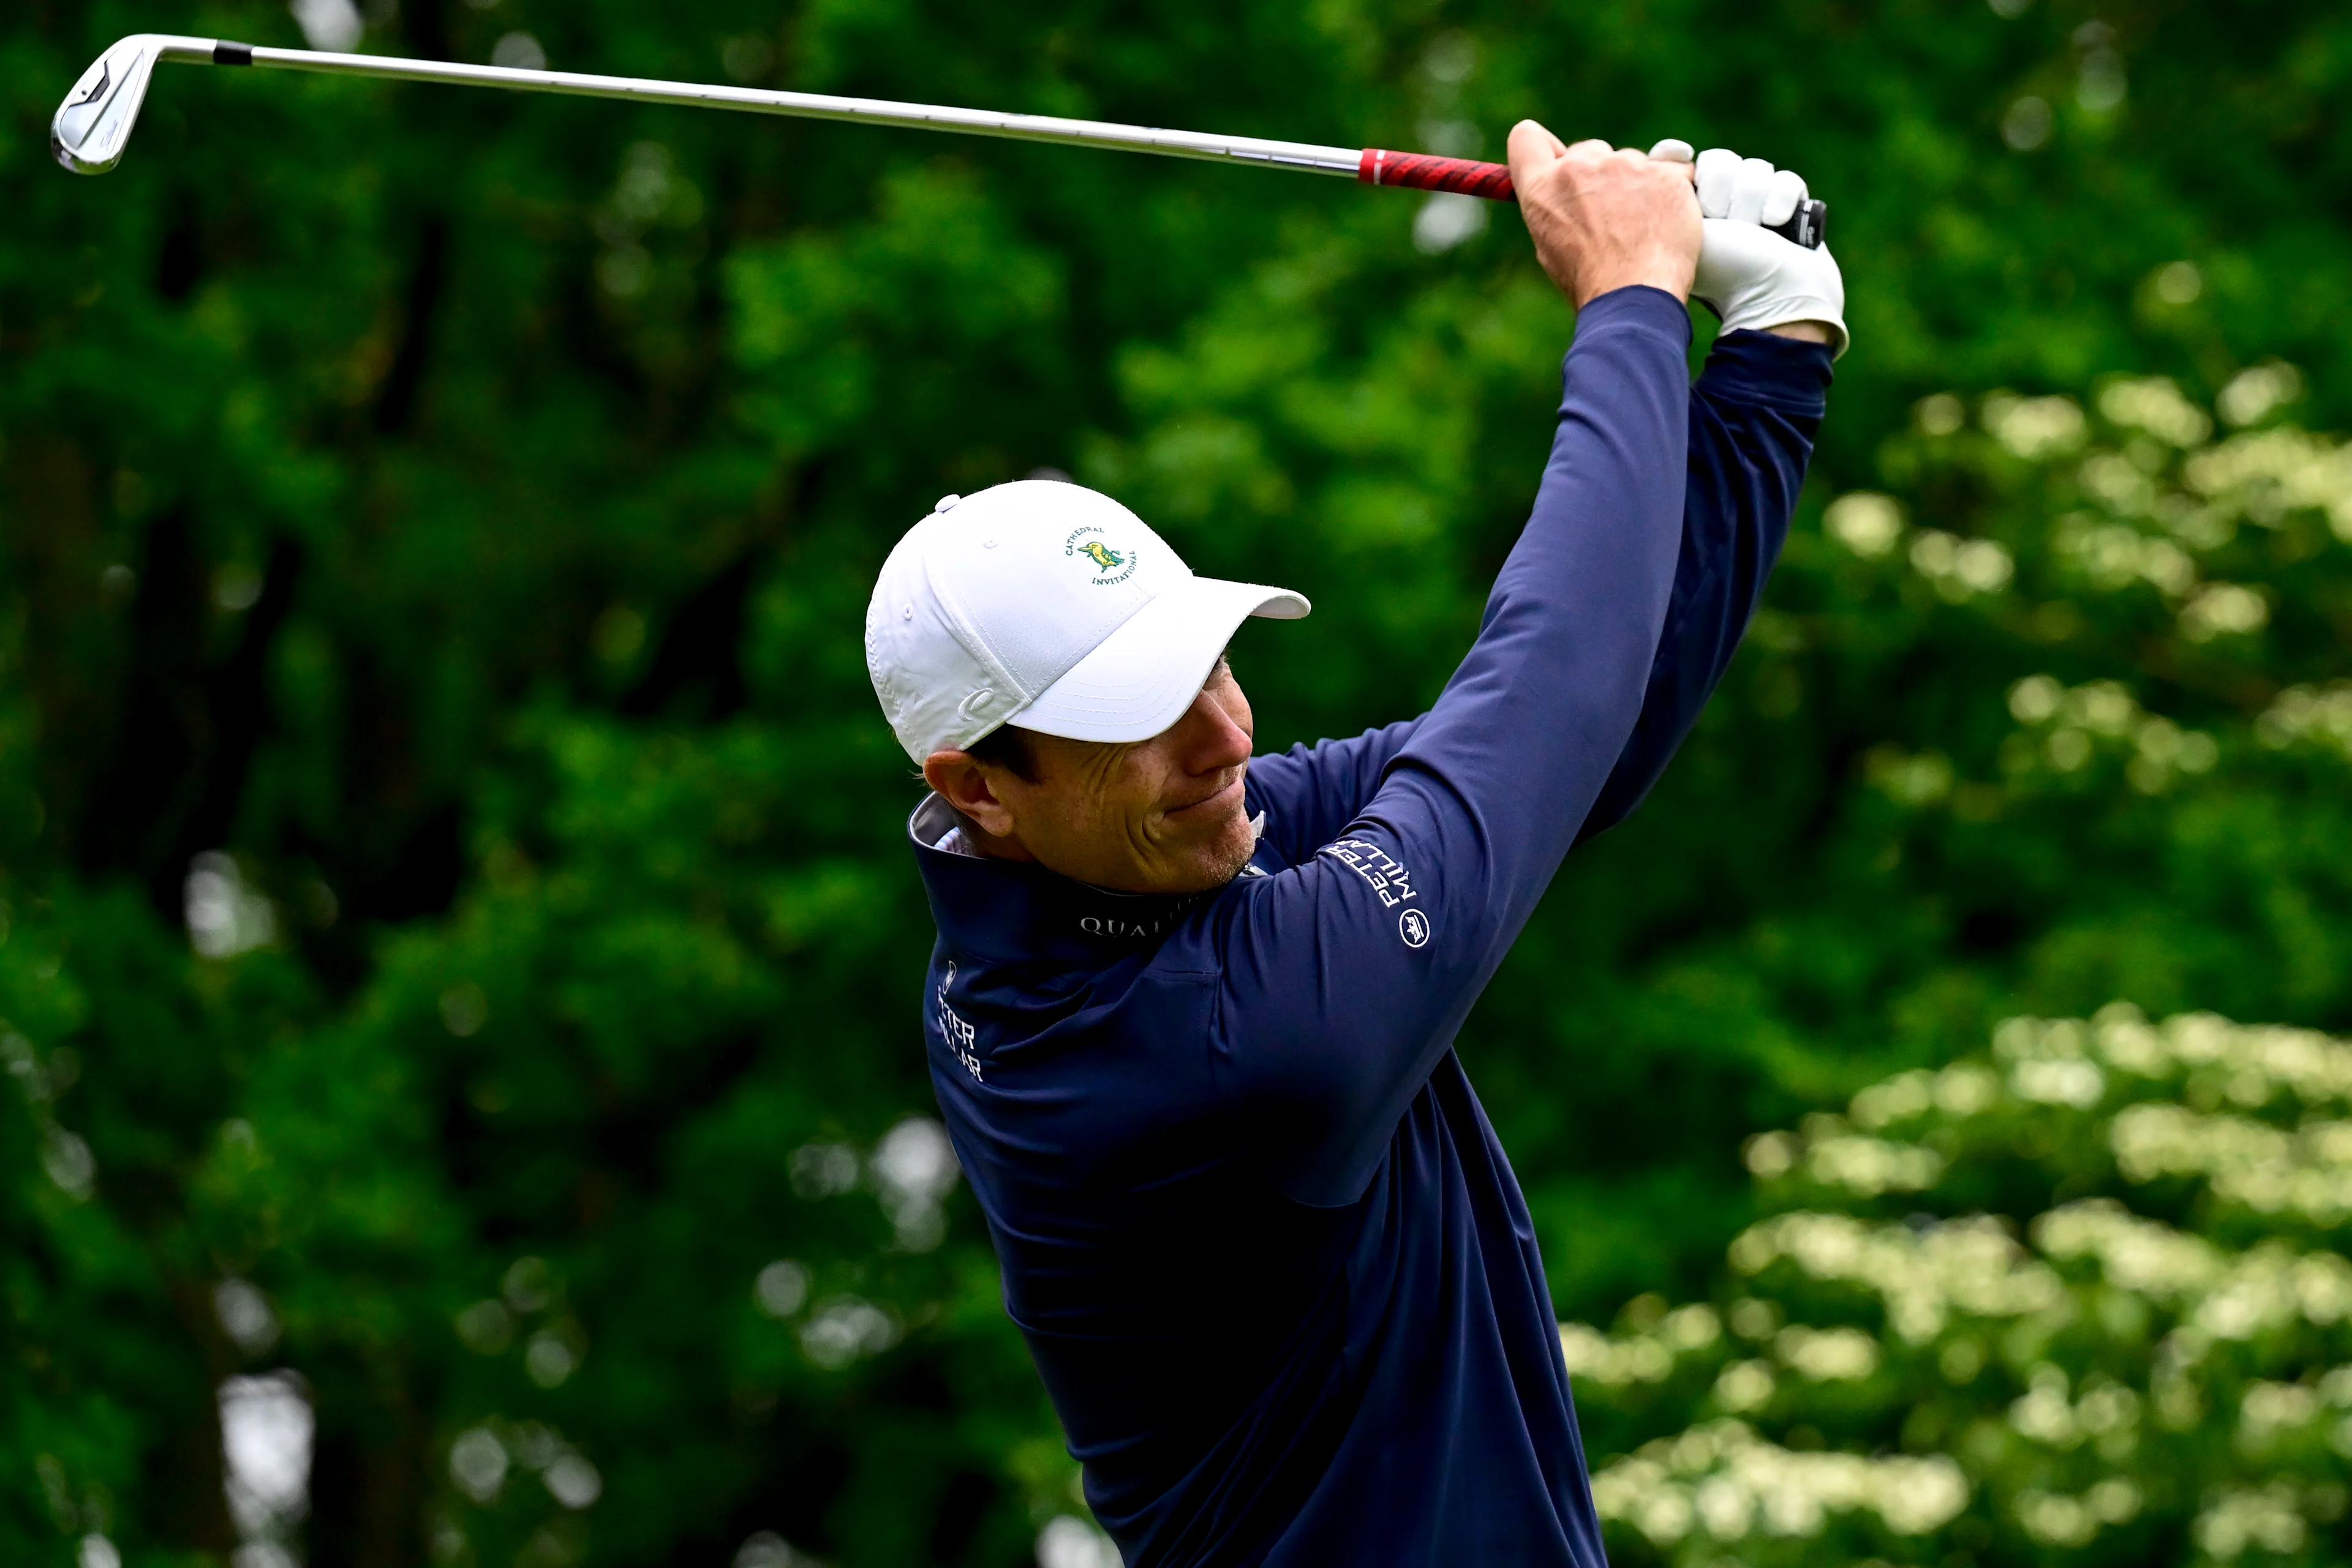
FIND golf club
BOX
[53,34,1827,247]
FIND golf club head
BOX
[53,35,208,175]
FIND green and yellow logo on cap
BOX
[1064,526,1139,586]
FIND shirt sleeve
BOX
[1202,287,1698,1205]
[1243,721,1420,867]
[1242,333,1829,869]
[1577,328,1834,841]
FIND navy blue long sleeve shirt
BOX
[909,288,1831,1567]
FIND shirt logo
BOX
[1400,908,1431,948]
[1065,526,1139,586]
[1321,838,1417,908]
[935,963,982,1081]
[1079,913,1174,940]
[1076,891,1200,941]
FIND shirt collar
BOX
[908,793,1227,965]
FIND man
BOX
[864,122,1842,1566]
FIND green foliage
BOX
[1567,1005,2352,1567]
[6,0,2352,1563]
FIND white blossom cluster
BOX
[1812,373,2352,839]
[1727,1210,2062,1343]
[2257,681,2352,760]
[2037,1199,2352,1336]
[1589,1420,1969,1547]
[1565,1005,2352,1566]
[2002,676,2220,793]
[2056,509,2197,595]
[2059,370,2349,554]
[1558,1303,1723,1389]
[2181,426,2352,543]
[1795,1004,2352,1153]
[1841,376,2350,795]
[2013,1476,2144,1547]
[2098,377,2212,450]
[1745,1124,1947,1195]
[1909,529,2015,600]
[2110,1104,2352,1222]
[1985,392,2088,460]
[2021,378,2310,645]
[2000,1008,2352,1103]
[2234,1370,2352,1461]
[1825,366,2352,817]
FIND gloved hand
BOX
[1648,140,1848,358]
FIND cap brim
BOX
[1010,575,1308,744]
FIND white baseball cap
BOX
[865,479,1310,764]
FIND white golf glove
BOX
[1649,140,1847,358]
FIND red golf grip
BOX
[1357,149,1517,202]
[1356,149,1828,249]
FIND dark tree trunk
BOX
[307,1371,427,1568]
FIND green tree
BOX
[1569,1003,2352,1567]
[7,0,2352,1562]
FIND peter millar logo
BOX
[1066,526,1139,586]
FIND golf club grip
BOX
[1355,151,1828,249]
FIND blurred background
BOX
[7,0,2352,1564]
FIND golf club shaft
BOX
[83,39,1827,246]
[184,38,1368,178]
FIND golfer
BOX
[865,123,1842,1566]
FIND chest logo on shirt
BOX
[935,963,983,1081]
[1076,888,1204,942]
[1080,913,1173,939]
[1400,908,1432,948]
[1321,838,1417,909]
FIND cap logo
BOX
[1065,526,1139,586]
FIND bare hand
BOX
[1508,122,1702,308]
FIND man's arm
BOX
[1195,139,1854,1205]
[1246,326,1831,861]
[1251,148,1842,861]
[1575,325,1833,840]
[1237,127,1697,872]
[1571,142,1844,837]
[1207,279,1693,1204]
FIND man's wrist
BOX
[1574,251,1695,308]
[1764,320,1834,344]
[1574,283,1699,328]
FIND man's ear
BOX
[923,750,1019,839]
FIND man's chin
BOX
[1066,805,1256,895]
[1163,816,1259,894]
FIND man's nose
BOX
[1177,688,1253,772]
